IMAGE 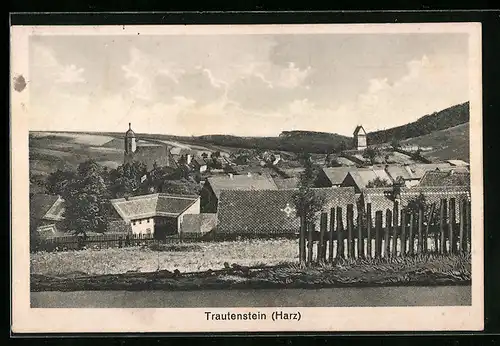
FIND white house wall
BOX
[130,217,155,235]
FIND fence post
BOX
[384,209,392,258]
[459,199,465,253]
[336,207,344,259]
[347,204,354,259]
[307,222,314,265]
[299,215,306,265]
[439,199,447,254]
[449,198,456,254]
[329,208,335,262]
[375,211,383,258]
[408,212,415,256]
[418,206,424,254]
[357,206,364,259]
[318,213,327,263]
[392,200,399,257]
[401,209,407,256]
[366,203,372,259]
[425,203,436,253]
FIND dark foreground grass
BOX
[31,253,471,292]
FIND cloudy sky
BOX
[28,33,469,136]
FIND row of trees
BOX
[40,159,201,236]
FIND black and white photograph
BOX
[11,23,483,333]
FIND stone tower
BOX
[353,125,367,151]
[124,123,137,164]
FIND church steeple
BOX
[124,122,137,154]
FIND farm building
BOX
[384,164,422,187]
[200,173,279,213]
[30,194,66,238]
[123,123,174,171]
[110,193,200,238]
[317,166,355,188]
[340,167,393,193]
[180,213,217,237]
[190,157,208,173]
[216,187,358,238]
[418,170,470,188]
[353,125,367,151]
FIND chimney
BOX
[247,172,252,178]
[228,173,233,179]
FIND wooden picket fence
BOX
[299,197,472,264]
[35,232,208,252]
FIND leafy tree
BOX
[293,153,326,265]
[294,155,325,227]
[362,147,380,164]
[327,158,342,168]
[46,169,77,196]
[63,160,111,236]
[366,177,392,188]
[391,139,401,149]
[108,161,148,198]
[160,178,201,195]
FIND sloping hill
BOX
[367,102,469,145]
[401,123,470,162]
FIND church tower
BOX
[124,123,137,164]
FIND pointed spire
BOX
[129,122,131,130]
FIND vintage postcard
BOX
[11,23,483,333]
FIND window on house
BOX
[132,221,136,226]
[147,219,150,223]
[139,220,142,224]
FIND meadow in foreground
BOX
[31,239,299,276]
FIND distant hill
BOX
[367,102,469,145]
[401,123,470,162]
[195,132,352,154]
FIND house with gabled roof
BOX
[418,170,470,188]
[216,187,357,238]
[340,167,393,193]
[110,193,200,238]
[30,194,67,238]
[317,166,356,188]
[200,173,279,213]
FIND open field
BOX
[31,239,299,276]
[31,251,471,292]
[401,123,469,162]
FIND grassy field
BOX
[31,252,471,292]
[30,239,299,276]
[402,123,469,162]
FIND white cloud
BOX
[278,62,312,88]
[56,64,85,84]
[32,44,86,85]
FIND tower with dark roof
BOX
[124,123,137,165]
[353,125,367,151]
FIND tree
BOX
[292,153,326,265]
[391,139,401,149]
[366,177,392,188]
[160,178,201,195]
[108,161,148,198]
[63,160,111,236]
[362,147,380,164]
[46,169,77,196]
